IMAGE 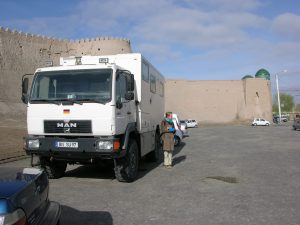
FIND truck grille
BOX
[44,120,92,133]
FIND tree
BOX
[295,104,300,112]
[273,93,295,113]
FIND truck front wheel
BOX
[114,139,139,182]
[40,157,67,179]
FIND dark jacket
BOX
[161,119,175,152]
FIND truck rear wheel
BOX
[146,132,160,162]
[114,139,139,182]
[40,157,67,179]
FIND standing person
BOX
[161,112,175,168]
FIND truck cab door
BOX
[115,73,129,134]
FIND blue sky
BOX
[0,0,300,101]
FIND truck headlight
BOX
[28,139,40,149]
[97,141,113,150]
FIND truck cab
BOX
[22,54,164,182]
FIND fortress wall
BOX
[165,79,272,123]
[0,27,271,125]
[68,37,131,56]
[0,28,68,122]
[243,78,272,120]
[0,28,131,123]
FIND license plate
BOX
[55,141,78,148]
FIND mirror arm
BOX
[22,73,34,82]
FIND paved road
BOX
[1,125,300,225]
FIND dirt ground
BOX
[0,119,27,163]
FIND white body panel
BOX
[102,53,165,134]
[27,103,115,136]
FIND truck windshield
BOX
[30,69,112,104]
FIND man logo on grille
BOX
[64,128,71,133]
[57,122,77,128]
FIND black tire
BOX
[114,140,139,182]
[266,123,270,126]
[253,123,257,126]
[39,157,67,179]
[146,132,160,162]
[174,136,181,146]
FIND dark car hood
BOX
[0,181,27,199]
[0,167,28,199]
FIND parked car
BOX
[184,119,198,128]
[252,118,270,126]
[293,118,300,130]
[0,167,61,225]
[273,115,288,123]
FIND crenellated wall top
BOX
[0,26,130,44]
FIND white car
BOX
[185,119,198,128]
[252,118,270,126]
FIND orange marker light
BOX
[113,140,121,151]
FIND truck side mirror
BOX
[21,95,28,104]
[21,77,29,104]
[130,74,134,91]
[125,92,134,101]
[127,74,134,92]
[22,77,29,95]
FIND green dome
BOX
[242,75,254,80]
[255,68,270,80]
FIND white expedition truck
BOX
[21,53,165,182]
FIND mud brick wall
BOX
[0,27,132,123]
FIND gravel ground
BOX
[1,124,300,225]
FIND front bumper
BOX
[24,136,125,160]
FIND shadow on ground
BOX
[63,142,187,181]
[172,155,186,166]
[138,142,186,179]
[173,142,186,156]
[60,205,113,225]
[65,164,115,180]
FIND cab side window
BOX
[116,74,127,103]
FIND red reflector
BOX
[13,216,26,225]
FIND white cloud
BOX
[180,0,264,11]
[135,43,182,62]
[1,0,300,81]
[1,0,268,46]
[271,13,300,39]
[131,8,268,50]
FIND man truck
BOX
[22,53,165,182]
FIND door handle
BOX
[127,112,131,115]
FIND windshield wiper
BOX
[54,99,83,105]
[59,99,82,105]
[78,98,107,104]
[30,99,60,105]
